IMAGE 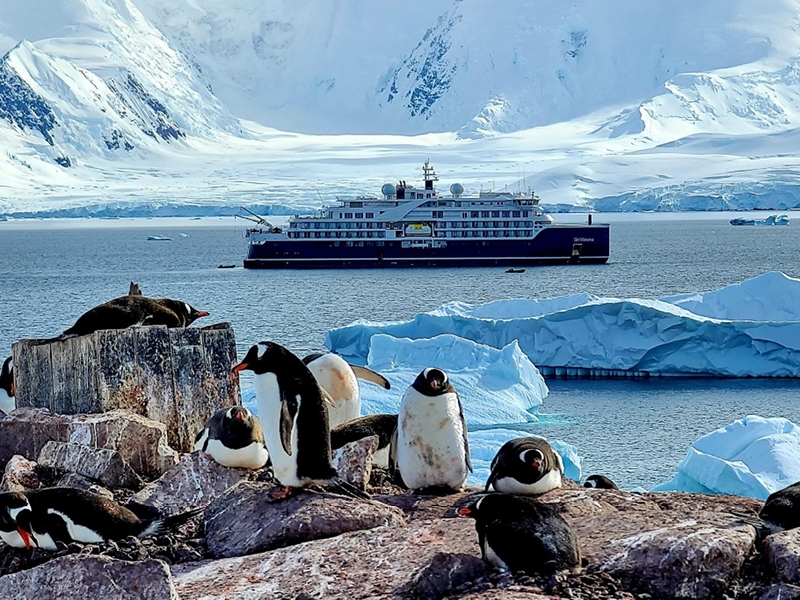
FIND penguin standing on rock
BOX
[0,357,14,415]
[302,353,391,429]
[331,414,398,469]
[584,475,619,490]
[485,436,564,495]
[458,494,582,575]
[39,295,210,344]
[392,368,471,493]
[194,406,269,470]
[0,488,202,550]
[233,342,369,500]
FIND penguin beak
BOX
[195,311,210,318]
[532,461,541,469]
[234,411,245,420]
[457,507,472,517]
[17,526,33,549]
[232,361,250,373]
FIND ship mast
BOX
[422,159,438,191]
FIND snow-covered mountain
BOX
[2,0,800,216]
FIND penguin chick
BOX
[485,436,563,496]
[392,368,471,493]
[42,295,209,343]
[330,414,398,469]
[194,406,269,469]
[233,342,369,500]
[0,488,202,550]
[302,353,391,429]
[0,356,14,415]
[458,494,581,575]
[583,475,619,490]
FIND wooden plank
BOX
[51,337,77,414]
[134,326,176,444]
[11,340,53,409]
[169,327,206,451]
[71,334,99,414]
[202,323,241,408]
[95,328,139,413]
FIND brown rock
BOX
[0,455,40,492]
[173,518,478,599]
[398,552,488,600]
[333,435,378,490]
[204,481,406,558]
[129,452,250,517]
[0,555,178,600]
[38,441,142,489]
[765,528,800,585]
[0,408,178,479]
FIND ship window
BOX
[522,211,529,217]
[502,211,510,217]
[513,211,521,217]
[470,211,479,218]
[491,211,500,218]
[493,221,499,227]
[356,241,364,247]
[345,213,353,218]
[338,213,343,218]
[432,211,443,218]
[426,194,431,198]
[524,230,532,236]
[481,211,489,218]
[346,241,354,247]
[355,213,363,218]
[351,201,363,208]
[334,241,340,246]
[366,212,374,218]
[377,241,384,246]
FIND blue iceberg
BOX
[653,415,800,499]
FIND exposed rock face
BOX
[0,555,179,600]
[764,529,800,585]
[333,435,378,490]
[0,455,39,492]
[129,452,250,516]
[760,583,800,600]
[173,518,478,599]
[0,408,178,478]
[398,552,488,600]
[204,481,406,558]
[38,441,142,489]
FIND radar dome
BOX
[381,183,396,197]
[450,183,465,197]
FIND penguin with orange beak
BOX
[485,436,564,495]
[194,406,269,469]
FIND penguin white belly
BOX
[0,389,14,415]
[32,528,58,551]
[307,355,359,428]
[255,374,303,487]
[204,438,269,470]
[0,529,25,548]
[397,393,468,490]
[48,509,104,544]
[494,469,562,495]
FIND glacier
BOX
[3,1,800,213]
[653,416,800,500]
[326,272,800,378]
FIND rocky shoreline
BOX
[1,407,799,600]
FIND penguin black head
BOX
[222,406,257,434]
[584,474,619,490]
[158,299,210,327]
[0,357,12,397]
[0,491,34,547]
[233,342,294,375]
[412,368,454,396]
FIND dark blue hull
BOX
[244,224,609,269]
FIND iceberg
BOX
[360,334,548,426]
[662,272,800,322]
[653,416,800,500]
[326,273,800,378]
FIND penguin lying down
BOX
[37,295,209,344]
[194,406,269,470]
[0,488,202,551]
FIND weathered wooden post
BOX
[11,323,240,452]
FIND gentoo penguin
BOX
[458,494,581,575]
[330,414,398,469]
[391,368,472,492]
[485,437,564,495]
[233,342,368,499]
[760,481,800,531]
[584,474,619,490]
[302,353,391,429]
[0,356,14,415]
[0,488,202,550]
[194,406,269,469]
[39,295,209,343]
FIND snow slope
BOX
[327,273,800,378]
[653,416,800,499]
[4,0,800,214]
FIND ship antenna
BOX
[315,187,323,202]
[422,159,438,191]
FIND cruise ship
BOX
[242,161,609,269]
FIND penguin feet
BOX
[269,486,295,501]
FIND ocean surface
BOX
[1,215,799,490]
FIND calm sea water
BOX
[1,217,799,489]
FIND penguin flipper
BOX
[279,391,299,456]
[457,393,473,473]
[349,365,391,390]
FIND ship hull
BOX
[244,224,609,269]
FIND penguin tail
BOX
[324,477,371,501]
[31,332,77,346]
[726,511,776,540]
[138,506,206,539]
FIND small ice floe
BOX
[179,233,190,238]
[147,235,173,241]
